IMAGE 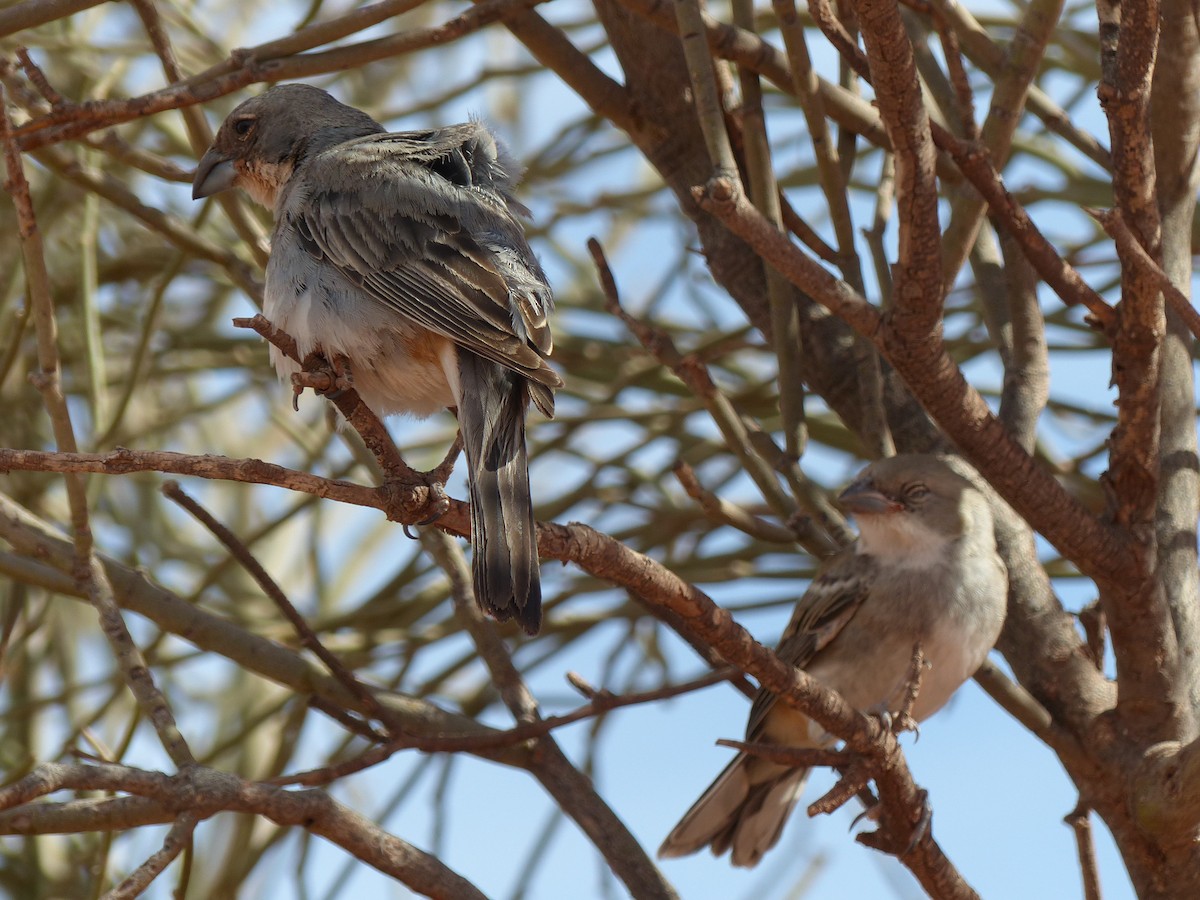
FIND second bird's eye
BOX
[233,118,255,137]
[905,483,930,502]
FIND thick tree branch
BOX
[693,178,1135,586]
[855,0,944,330]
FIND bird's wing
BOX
[745,545,874,739]
[284,126,561,408]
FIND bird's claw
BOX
[871,710,920,740]
[386,475,450,536]
[291,350,355,407]
[416,487,449,526]
[902,789,932,855]
[850,803,879,831]
[852,788,931,858]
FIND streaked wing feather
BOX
[745,546,874,739]
[288,129,559,388]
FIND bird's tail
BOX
[658,754,809,868]
[457,351,541,634]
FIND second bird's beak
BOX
[838,480,899,516]
[192,149,237,199]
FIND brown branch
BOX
[275,668,742,787]
[1,84,195,770]
[855,0,944,329]
[423,530,680,900]
[0,762,487,899]
[234,316,412,479]
[160,481,392,729]
[0,492,534,770]
[1094,0,1175,736]
[615,0,894,150]
[674,0,737,176]
[0,0,107,38]
[925,0,1111,169]
[1098,0,1164,530]
[692,176,1136,588]
[15,47,66,106]
[926,4,978,142]
[1065,804,1103,900]
[104,811,198,900]
[183,0,430,89]
[673,461,797,543]
[1093,206,1200,342]
[759,0,1119,332]
[716,738,849,769]
[0,447,385,509]
[13,0,555,153]
[930,129,1116,333]
[934,0,1066,290]
[993,225,1050,452]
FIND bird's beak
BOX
[837,481,900,516]
[192,149,237,200]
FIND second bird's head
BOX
[837,454,989,563]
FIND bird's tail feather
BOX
[659,754,809,868]
[457,351,541,634]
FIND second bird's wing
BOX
[744,545,875,740]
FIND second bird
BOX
[659,454,1008,866]
[193,84,561,634]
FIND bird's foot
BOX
[872,709,921,741]
[291,350,355,410]
[391,432,461,533]
[855,788,931,858]
[381,473,450,537]
[903,789,933,854]
[882,642,927,740]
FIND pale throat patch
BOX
[855,512,952,567]
[237,159,294,209]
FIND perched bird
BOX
[659,454,1007,867]
[192,84,560,634]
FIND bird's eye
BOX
[904,483,931,502]
[233,118,255,137]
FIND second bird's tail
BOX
[659,754,810,867]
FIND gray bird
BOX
[192,84,561,634]
[659,454,1007,867]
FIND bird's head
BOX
[838,454,988,565]
[192,83,382,208]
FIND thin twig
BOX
[1064,804,1103,900]
[275,667,742,787]
[1092,206,1200,341]
[589,237,798,522]
[102,812,199,900]
[1,83,195,769]
[161,481,393,729]
[673,461,796,543]
[716,738,849,769]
